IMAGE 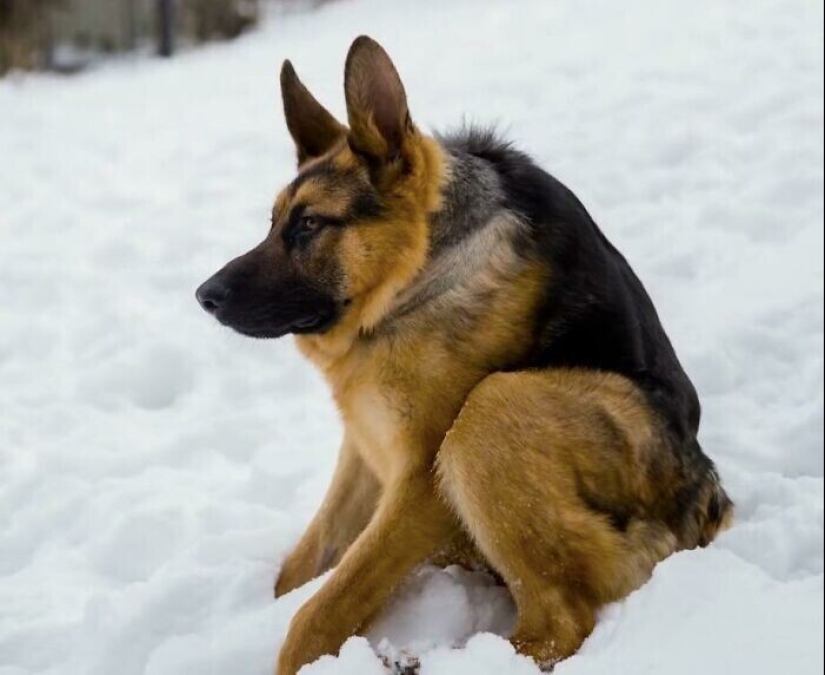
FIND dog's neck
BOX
[386,149,522,322]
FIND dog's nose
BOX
[196,277,231,314]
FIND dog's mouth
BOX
[291,313,332,331]
[217,308,337,340]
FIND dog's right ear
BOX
[280,60,346,166]
[344,36,412,166]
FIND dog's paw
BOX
[378,649,420,674]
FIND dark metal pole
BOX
[158,0,175,57]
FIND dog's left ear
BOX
[281,60,346,166]
[344,36,413,165]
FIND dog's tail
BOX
[696,467,734,547]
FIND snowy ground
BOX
[1,1,823,673]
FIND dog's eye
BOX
[299,215,321,233]
[283,214,324,249]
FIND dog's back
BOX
[439,127,732,547]
[443,128,698,433]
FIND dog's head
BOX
[196,36,442,340]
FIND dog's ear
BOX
[344,36,413,165]
[280,60,346,165]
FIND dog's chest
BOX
[345,383,406,483]
[336,347,465,484]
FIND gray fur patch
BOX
[428,151,503,254]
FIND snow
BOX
[0,0,822,673]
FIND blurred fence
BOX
[0,0,267,74]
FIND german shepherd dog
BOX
[196,36,732,674]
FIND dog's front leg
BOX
[276,469,457,675]
[275,438,380,597]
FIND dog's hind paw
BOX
[378,651,420,675]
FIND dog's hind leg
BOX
[275,436,381,597]
[436,370,679,668]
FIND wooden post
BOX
[126,0,138,52]
[158,0,175,57]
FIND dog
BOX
[196,36,733,674]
